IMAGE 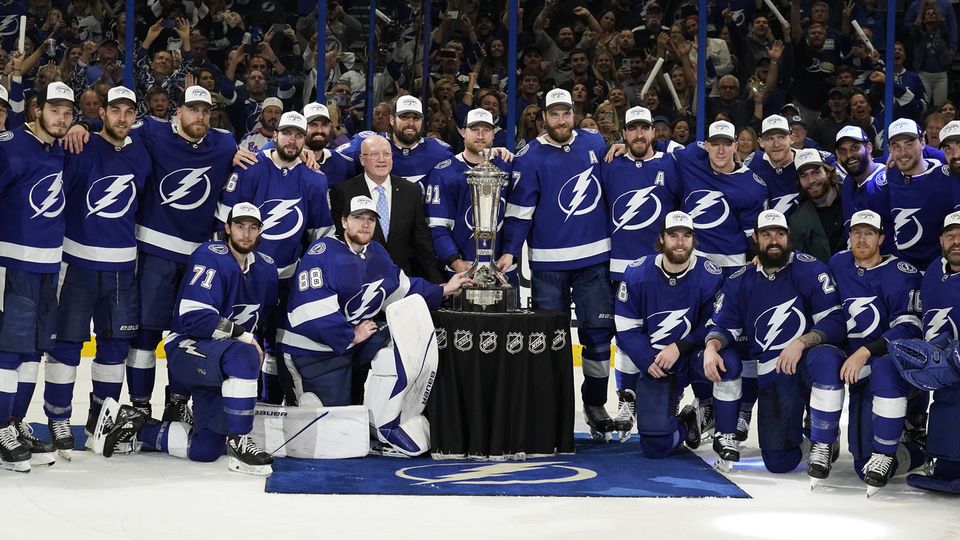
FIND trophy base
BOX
[452,285,518,313]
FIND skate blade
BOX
[809,476,824,491]
[714,458,734,473]
[29,452,56,467]
[618,431,633,443]
[1,459,31,473]
[92,398,121,456]
[866,485,882,498]
[57,448,73,462]
[227,457,273,477]
[589,429,613,443]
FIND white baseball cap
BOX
[261,97,284,112]
[939,120,960,147]
[887,118,921,141]
[663,210,694,232]
[394,95,423,117]
[228,202,262,224]
[850,210,882,232]
[624,106,653,127]
[761,115,790,136]
[944,211,960,232]
[303,102,331,122]
[348,195,380,219]
[106,86,137,105]
[544,88,573,110]
[277,111,307,133]
[43,81,75,104]
[707,120,736,142]
[794,148,825,171]
[757,209,789,232]
[465,108,495,128]
[183,85,212,106]
[835,125,869,144]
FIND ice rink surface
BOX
[6,366,960,540]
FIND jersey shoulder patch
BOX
[795,252,817,263]
[357,130,375,139]
[729,265,747,279]
[435,159,451,170]
[897,260,918,274]
[696,141,706,150]
[307,241,327,256]
[875,170,888,186]
[704,260,722,275]
[208,243,229,255]
[434,137,451,148]
[580,127,599,134]
[515,143,530,157]
[258,252,275,265]
[0,131,13,142]
[628,255,647,268]
[212,127,232,135]
[131,120,144,129]
[753,173,767,186]
[335,142,351,153]
[943,165,951,176]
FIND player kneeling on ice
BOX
[703,210,846,488]
[91,203,280,476]
[614,211,723,451]
[277,196,470,456]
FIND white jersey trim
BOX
[63,238,137,264]
[0,241,62,264]
[528,238,610,263]
[135,225,200,256]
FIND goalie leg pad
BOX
[252,395,369,459]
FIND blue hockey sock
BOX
[43,342,83,420]
[92,339,128,415]
[127,330,162,402]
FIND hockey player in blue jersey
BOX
[746,115,803,217]
[0,82,74,472]
[425,108,515,283]
[615,211,722,453]
[936,121,960,209]
[42,87,152,459]
[829,210,927,496]
[498,88,617,440]
[278,196,469,454]
[834,126,895,252]
[885,118,955,269]
[91,203,280,476]
[704,210,846,488]
[218,110,334,403]
[302,103,353,187]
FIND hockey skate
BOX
[0,424,31,473]
[91,397,147,457]
[162,386,193,425]
[678,405,701,449]
[712,432,740,472]
[807,441,837,490]
[226,434,273,476]
[613,389,636,442]
[13,418,55,467]
[584,404,615,442]
[695,398,715,439]
[903,412,928,450]
[735,409,752,442]
[131,399,152,419]
[48,418,75,461]
[863,452,898,498]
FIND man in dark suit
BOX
[331,134,445,284]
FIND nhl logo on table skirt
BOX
[551,329,567,351]
[454,330,473,352]
[506,332,523,354]
[435,328,447,350]
[529,332,546,354]
[479,332,497,354]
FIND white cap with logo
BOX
[939,120,960,147]
[228,202,262,224]
[44,82,75,103]
[761,115,790,135]
[277,111,307,133]
[944,210,960,232]
[303,102,331,122]
[624,106,653,127]
[835,125,868,144]
[794,148,825,171]
[544,88,573,110]
[106,86,137,105]
[850,210,882,232]
[183,85,213,106]
[756,209,789,231]
[394,95,423,116]
[348,195,381,218]
[707,120,736,141]
[465,108,495,128]
[261,97,284,112]
[663,210,694,232]
[887,118,921,141]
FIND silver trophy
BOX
[453,149,517,313]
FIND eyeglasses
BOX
[362,152,392,160]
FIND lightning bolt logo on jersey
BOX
[231,303,262,333]
[886,162,956,267]
[159,167,212,210]
[29,172,65,219]
[647,309,692,350]
[612,187,662,233]
[344,279,387,322]
[770,193,799,216]
[86,175,137,218]
[892,207,923,251]
[924,308,958,341]
[843,297,880,339]
[558,167,602,222]
[755,297,806,351]
[685,190,730,229]
[260,198,304,241]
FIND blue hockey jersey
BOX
[278,237,443,358]
[132,116,239,263]
[502,129,611,271]
[0,125,66,274]
[615,254,724,372]
[61,133,152,271]
[707,252,846,371]
[677,143,769,268]
[885,160,956,268]
[828,251,922,354]
[745,149,838,217]
[601,151,681,280]
[840,164,894,253]
[218,154,334,279]
[259,141,355,187]
[166,242,279,350]
[424,152,512,266]
[337,131,455,185]
[919,258,960,342]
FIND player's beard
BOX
[345,228,373,247]
[627,137,649,158]
[39,111,68,139]
[306,130,329,151]
[758,242,792,268]
[663,244,692,265]
[465,138,490,156]
[944,242,960,267]
[277,142,302,162]
[181,120,209,140]
[103,120,130,142]
[228,234,260,255]
[948,156,960,176]
[844,148,869,176]
[546,123,572,144]
[395,126,419,145]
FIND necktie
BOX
[375,184,390,240]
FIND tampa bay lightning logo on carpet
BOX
[265,434,749,498]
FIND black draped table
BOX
[426,309,575,459]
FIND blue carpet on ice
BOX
[266,433,749,498]
[29,423,88,450]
